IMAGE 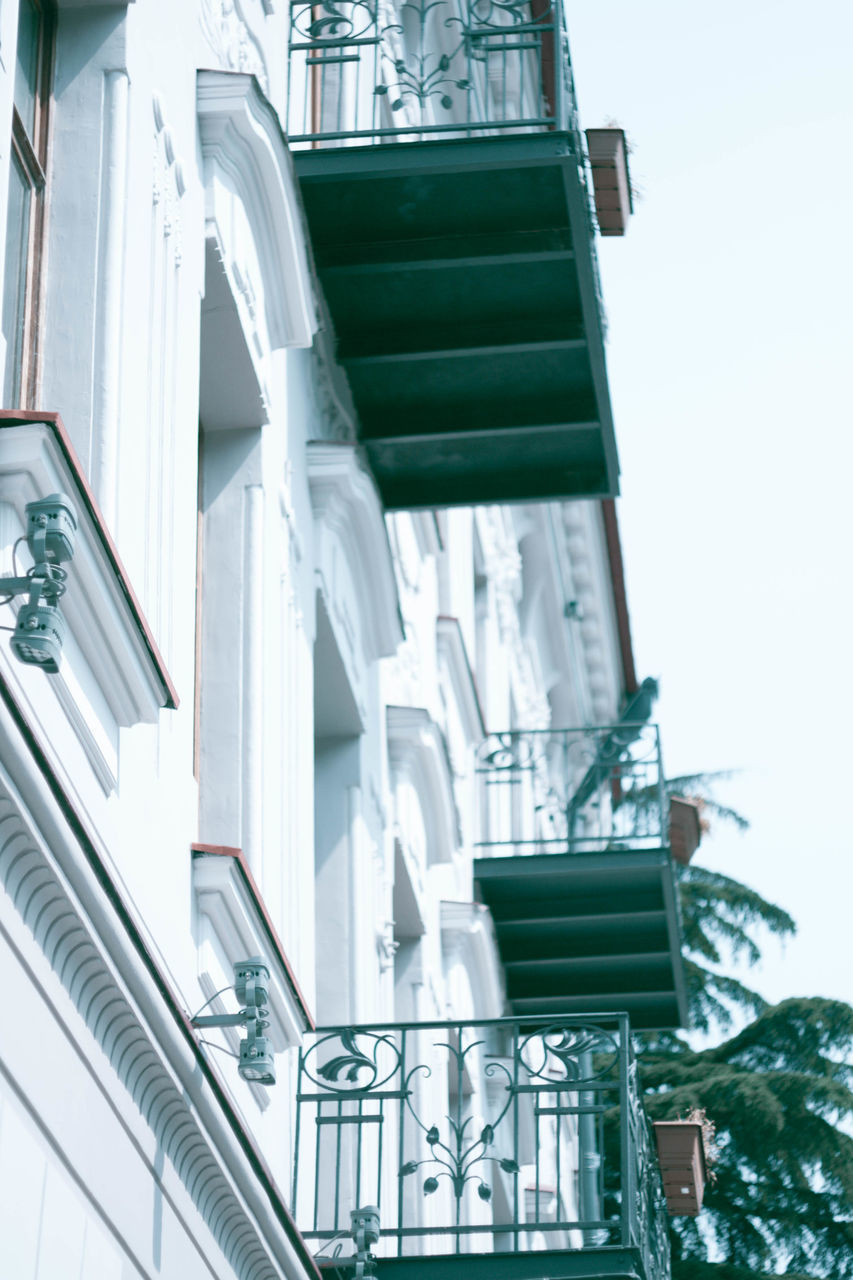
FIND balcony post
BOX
[578,1047,601,1243]
[619,1014,633,1248]
[554,0,565,130]
[397,1025,406,1257]
[512,1018,520,1248]
[654,724,667,844]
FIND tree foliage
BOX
[679,862,795,1034]
[641,998,853,1277]
[670,1264,816,1280]
[634,774,853,1278]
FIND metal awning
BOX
[295,134,618,508]
[475,848,688,1030]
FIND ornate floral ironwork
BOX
[376,0,470,114]
[518,1023,619,1083]
[290,0,377,44]
[477,731,536,772]
[468,0,553,27]
[288,0,566,140]
[300,1027,402,1091]
[476,723,667,855]
[294,1014,666,1274]
[398,1037,516,1209]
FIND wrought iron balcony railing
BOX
[293,1014,670,1279]
[476,723,667,858]
[287,0,581,146]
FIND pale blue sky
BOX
[569,2,853,1011]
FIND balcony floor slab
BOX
[474,849,687,1030]
[294,134,618,508]
[321,1247,647,1280]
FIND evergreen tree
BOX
[640,997,853,1276]
[677,861,795,1035]
[632,775,853,1277]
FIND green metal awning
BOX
[295,134,619,508]
[474,849,688,1030]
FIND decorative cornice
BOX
[196,71,318,351]
[440,900,505,1019]
[309,339,357,444]
[307,443,403,662]
[386,706,460,865]
[0,782,315,1280]
[436,616,485,746]
[561,502,622,723]
[0,666,321,1280]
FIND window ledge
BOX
[0,414,177,790]
[192,844,314,1051]
[0,413,176,716]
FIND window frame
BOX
[5,0,54,408]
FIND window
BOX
[3,0,53,407]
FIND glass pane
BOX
[3,149,32,407]
[14,0,40,140]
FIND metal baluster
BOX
[313,1098,322,1232]
[356,1095,364,1214]
[293,1042,303,1207]
[334,1095,343,1230]
[512,1020,520,1248]
[397,1027,406,1256]
[376,1092,384,1219]
[620,1019,632,1247]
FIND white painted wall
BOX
[0,1,631,1275]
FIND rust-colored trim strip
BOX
[601,498,638,697]
[0,411,179,709]
[192,842,315,1032]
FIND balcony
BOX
[294,1014,669,1280]
[287,0,618,508]
[473,726,687,1029]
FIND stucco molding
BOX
[436,616,485,747]
[200,0,268,90]
[560,502,622,723]
[197,71,317,352]
[387,706,459,865]
[0,765,315,1280]
[307,443,403,663]
[440,900,505,1019]
[309,339,358,444]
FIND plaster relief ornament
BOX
[490,545,522,641]
[310,346,357,443]
[376,919,399,972]
[200,0,269,90]
[152,98,186,263]
[394,621,422,697]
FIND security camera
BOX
[2,494,77,673]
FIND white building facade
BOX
[0,3,681,1277]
